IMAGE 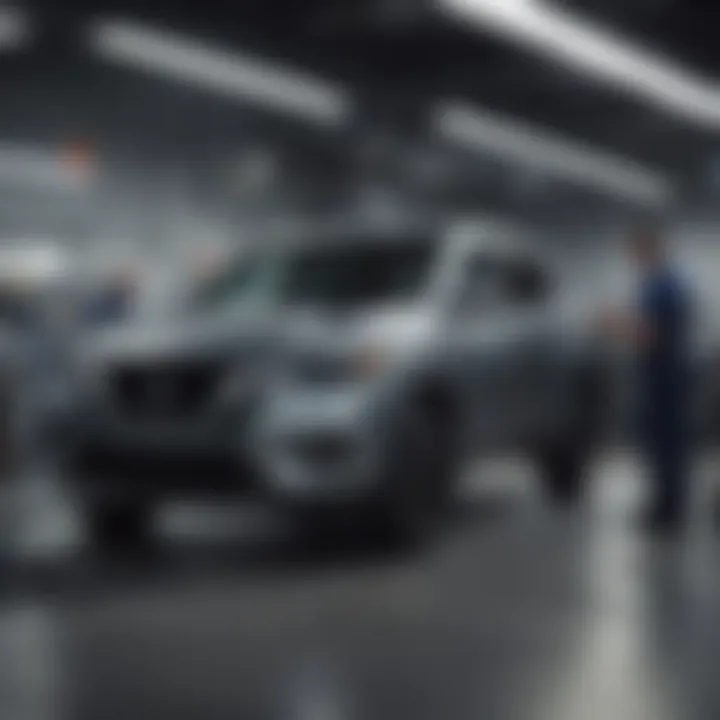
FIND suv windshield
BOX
[279,242,435,308]
[191,254,273,311]
[194,240,436,311]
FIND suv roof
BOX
[237,219,541,274]
[445,220,541,264]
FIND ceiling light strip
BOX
[90,19,353,127]
[435,102,673,205]
[0,6,29,51]
[438,0,720,128]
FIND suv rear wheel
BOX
[538,369,605,505]
[87,502,153,554]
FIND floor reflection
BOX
[0,604,68,720]
[522,453,720,720]
[1,452,720,720]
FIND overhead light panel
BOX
[437,0,720,129]
[434,102,672,205]
[89,19,352,127]
[0,6,29,51]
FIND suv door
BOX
[446,251,520,449]
[500,256,558,441]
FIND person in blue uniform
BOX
[602,226,692,534]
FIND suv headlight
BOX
[350,346,394,380]
[288,345,397,386]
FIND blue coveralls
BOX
[637,266,692,525]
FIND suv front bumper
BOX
[55,403,259,502]
[56,382,398,508]
[252,386,394,506]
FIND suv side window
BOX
[453,252,550,316]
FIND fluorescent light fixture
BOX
[0,145,95,193]
[89,19,352,126]
[0,6,29,51]
[437,0,720,129]
[434,102,672,205]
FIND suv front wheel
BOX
[87,501,154,554]
[372,404,459,549]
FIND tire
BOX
[538,446,588,504]
[538,369,605,506]
[292,403,460,553]
[87,502,153,554]
[371,404,459,550]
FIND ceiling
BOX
[3,0,720,238]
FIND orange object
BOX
[60,140,97,181]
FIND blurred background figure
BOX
[83,267,138,328]
[0,267,75,473]
[600,226,693,535]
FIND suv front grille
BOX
[292,353,351,385]
[108,361,223,419]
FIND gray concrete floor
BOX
[2,452,720,720]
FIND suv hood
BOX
[86,307,274,364]
[282,304,434,355]
[85,303,433,365]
